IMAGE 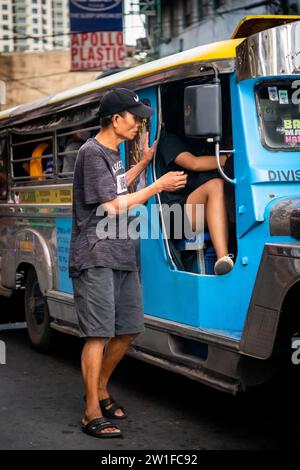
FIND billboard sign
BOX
[71,31,125,71]
[69,0,123,33]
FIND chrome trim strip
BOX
[236,20,300,81]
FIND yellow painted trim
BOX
[47,38,243,105]
[19,188,73,204]
[0,38,242,123]
[231,14,300,38]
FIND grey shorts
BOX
[72,267,145,338]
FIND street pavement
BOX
[0,295,299,450]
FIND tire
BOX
[24,267,53,352]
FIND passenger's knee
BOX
[207,178,224,194]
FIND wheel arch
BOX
[2,228,54,294]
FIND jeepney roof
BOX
[0,38,242,125]
[1,15,299,126]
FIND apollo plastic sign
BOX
[71,31,125,71]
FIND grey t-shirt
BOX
[69,138,137,278]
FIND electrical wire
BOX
[0,0,290,42]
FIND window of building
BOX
[2,14,8,20]
[2,4,8,10]
[3,45,10,52]
[33,18,38,24]
[183,0,193,28]
[33,28,38,34]
[32,8,38,14]
[214,0,225,10]
[170,0,180,37]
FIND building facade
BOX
[140,0,300,58]
[0,0,69,53]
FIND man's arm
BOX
[175,152,227,172]
[125,159,148,187]
[102,171,187,215]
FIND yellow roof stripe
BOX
[48,38,242,105]
[0,37,242,123]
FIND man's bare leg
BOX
[81,337,120,433]
[98,333,139,417]
[186,178,228,260]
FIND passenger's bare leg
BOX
[81,337,120,433]
[186,178,228,259]
[98,333,138,416]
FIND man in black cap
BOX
[69,88,187,438]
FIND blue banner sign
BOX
[69,0,123,33]
[56,217,73,294]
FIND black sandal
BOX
[81,417,122,438]
[100,396,127,420]
[83,395,127,419]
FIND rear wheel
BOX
[24,267,53,352]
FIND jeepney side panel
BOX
[0,208,54,293]
[0,196,73,295]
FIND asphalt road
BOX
[0,294,299,450]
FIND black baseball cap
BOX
[98,88,155,119]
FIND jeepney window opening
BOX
[255,79,300,152]
[5,103,100,185]
[0,139,8,200]
[158,74,236,274]
[10,133,54,182]
[0,104,99,137]
[160,74,233,158]
[57,123,99,177]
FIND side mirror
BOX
[184,81,222,141]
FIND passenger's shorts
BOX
[72,267,145,338]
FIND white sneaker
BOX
[214,254,234,275]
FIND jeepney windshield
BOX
[255,80,300,151]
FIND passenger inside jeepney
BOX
[157,84,234,275]
[61,128,90,174]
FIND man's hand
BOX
[141,131,157,165]
[155,171,187,193]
